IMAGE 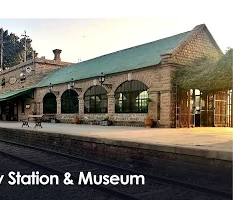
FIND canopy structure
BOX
[0,87,34,102]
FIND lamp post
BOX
[68,78,75,89]
[98,72,105,85]
[48,83,59,96]
[48,83,53,92]
[98,72,112,89]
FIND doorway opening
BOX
[0,100,18,121]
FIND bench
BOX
[21,120,29,128]
[22,114,44,128]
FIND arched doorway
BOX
[43,93,57,114]
[61,89,79,113]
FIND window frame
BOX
[115,80,149,113]
[61,89,79,114]
[84,85,108,113]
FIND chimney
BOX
[53,49,62,61]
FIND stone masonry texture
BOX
[0,25,223,127]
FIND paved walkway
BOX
[0,121,232,160]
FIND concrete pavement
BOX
[0,121,232,161]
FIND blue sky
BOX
[0,18,232,63]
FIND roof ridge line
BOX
[170,24,222,57]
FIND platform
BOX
[0,121,232,162]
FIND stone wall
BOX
[0,57,70,121]
[35,65,174,127]
[0,58,70,93]
[168,24,223,66]
[0,127,233,169]
[35,66,168,126]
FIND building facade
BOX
[0,24,232,127]
[0,50,70,121]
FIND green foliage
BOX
[0,28,34,68]
[175,48,233,92]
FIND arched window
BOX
[84,86,107,113]
[115,80,149,113]
[1,78,5,86]
[61,89,79,114]
[43,93,57,114]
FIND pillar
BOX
[56,97,61,115]
[38,101,42,115]
[159,90,172,127]
[148,91,160,121]
[31,100,37,115]
[107,94,115,114]
[78,97,84,116]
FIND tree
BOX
[0,28,35,69]
[175,48,233,92]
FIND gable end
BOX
[167,24,223,66]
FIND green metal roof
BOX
[0,87,34,102]
[36,31,191,88]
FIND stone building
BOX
[0,24,232,127]
[0,49,70,121]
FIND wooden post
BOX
[187,90,190,128]
[231,89,233,127]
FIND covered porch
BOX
[174,48,233,128]
[0,87,35,121]
[175,88,232,128]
